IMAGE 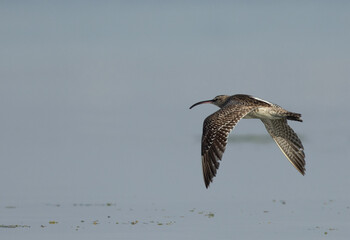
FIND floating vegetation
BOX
[0,203,218,230]
[187,208,215,218]
[205,212,215,218]
[73,203,116,207]
[0,224,30,228]
[307,225,337,234]
[45,203,61,207]
[272,199,286,205]
[323,200,335,205]
[188,208,214,218]
[280,200,286,205]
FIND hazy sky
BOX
[0,1,349,205]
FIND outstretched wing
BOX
[261,119,305,175]
[201,105,257,188]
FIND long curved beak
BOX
[189,99,213,109]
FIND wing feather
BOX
[201,105,257,188]
[261,119,306,175]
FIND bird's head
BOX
[189,95,230,109]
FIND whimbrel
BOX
[190,94,305,188]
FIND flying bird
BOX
[190,94,305,188]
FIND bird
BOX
[189,94,305,188]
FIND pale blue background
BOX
[1,1,349,239]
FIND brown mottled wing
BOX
[201,105,257,188]
[261,119,305,175]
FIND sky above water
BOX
[0,0,349,206]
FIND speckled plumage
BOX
[190,94,305,188]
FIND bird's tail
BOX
[286,112,302,122]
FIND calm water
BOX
[1,1,349,239]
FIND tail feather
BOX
[286,112,302,122]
